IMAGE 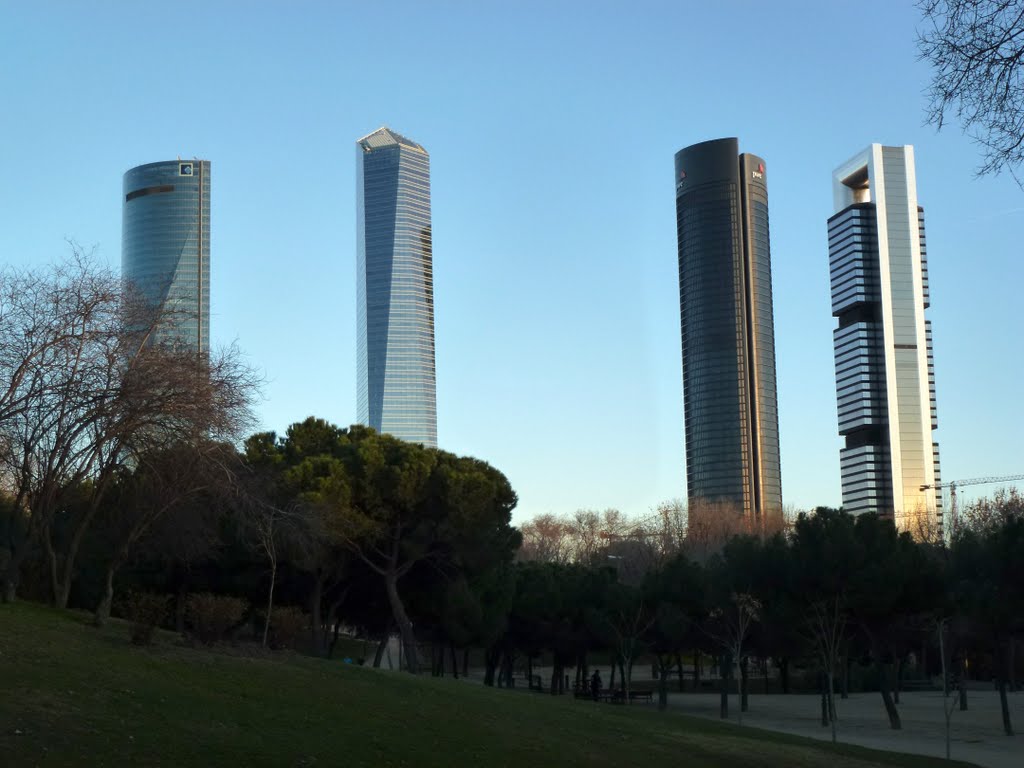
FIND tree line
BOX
[2,253,1022,745]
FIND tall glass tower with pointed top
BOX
[122,159,211,352]
[356,127,437,447]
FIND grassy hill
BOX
[0,602,976,768]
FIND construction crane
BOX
[921,473,1024,532]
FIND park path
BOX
[666,690,1022,768]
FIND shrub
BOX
[267,606,308,650]
[186,593,247,645]
[123,592,168,646]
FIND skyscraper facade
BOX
[356,127,437,447]
[828,144,942,534]
[673,138,782,521]
[122,159,211,352]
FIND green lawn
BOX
[0,602,976,768]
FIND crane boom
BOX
[921,473,1024,536]
[936,473,1024,489]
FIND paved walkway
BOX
[665,690,1023,768]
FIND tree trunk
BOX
[958,656,968,711]
[309,575,324,656]
[2,572,18,603]
[1,489,33,603]
[658,661,669,711]
[262,558,277,648]
[174,579,187,633]
[93,563,116,626]
[740,656,749,712]
[939,622,951,761]
[828,669,837,743]
[483,646,499,686]
[820,671,829,727]
[94,544,131,626]
[56,498,103,612]
[1010,637,1017,693]
[720,653,730,719]
[383,570,418,673]
[998,642,1014,735]
[43,527,61,607]
[501,650,514,687]
[328,617,342,658]
[877,661,902,730]
[997,678,1014,736]
[618,655,626,708]
[893,656,902,704]
[372,636,387,668]
[55,564,72,609]
[841,653,850,699]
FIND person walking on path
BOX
[591,670,603,701]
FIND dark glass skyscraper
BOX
[356,127,437,447]
[673,138,782,521]
[122,159,210,352]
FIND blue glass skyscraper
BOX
[122,159,210,352]
[356,127,437,447]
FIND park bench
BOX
[901,678,939,692]
[589,688,654,704]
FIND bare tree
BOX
[959,486,1023,533]
[806,596,847,743]
[138,488,223,632]
[937,618,963,760]
[0,253,125,602]
[90,341,260,623]
[240,490,321,649]
[702,591,761,726]
[650,498,688,559]
[919,0,1024,182]
[517,513,571,564]
[92,443,232,623]
[591,586,657,705]
[0,250,259,606]
[567,508,617,564]
[685,498,751,566]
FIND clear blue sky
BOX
[2,1,1021,522]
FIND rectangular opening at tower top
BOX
[841,166,871,203]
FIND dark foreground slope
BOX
[0,603,976,768]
